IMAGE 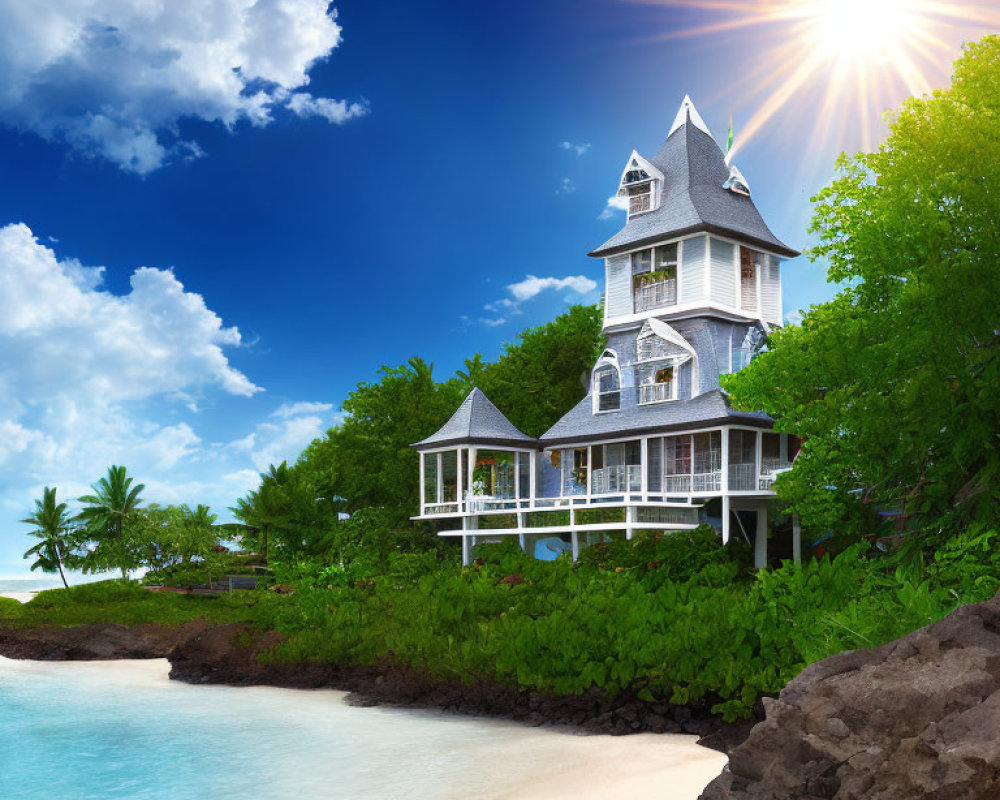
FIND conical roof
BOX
[590,97,798,259]
[412,388,537,450]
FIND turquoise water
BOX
[0,656,584,800]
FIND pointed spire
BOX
[412,388,536,449]
[668,94,713,139]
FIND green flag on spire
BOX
[726,115,734,155]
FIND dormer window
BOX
[636,319,697,404]
[723,164,751,196]
[638,365,677,404]
[617,151,664,220]
[593,351,621,413]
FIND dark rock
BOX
[700,591,1000,799]
[0,621,205,660]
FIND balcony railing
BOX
[759,458,792,489]
[629,192,652,215]
[729,463,756,491]
[634,278,677,313]
[592,465,642,495]
[639,383,673,404]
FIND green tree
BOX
[21,487,74,588]
[76,465,146,579]
[725,36,1000,537]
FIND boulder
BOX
[701,592,1000,799]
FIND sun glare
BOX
[641,0,1000,159]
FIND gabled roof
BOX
[538,388,771,447]
[412,388,537,450]
[590,98,798,259]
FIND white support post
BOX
[722,494,731,544]
[467,447,477,509]
[586,445,592,503]
[626,504,634,540]
[754,502,768,569]
[721,427,730,494]
[436,452,443,504]
[514,452,520,503]
[640,437,649,501]
[456,448,464,513]
[792,513,802,564]
[529,451,537,510]
[418,451,425,515]
[571,531,579,562]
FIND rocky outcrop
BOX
[0,620,207,660]
[701,592,1000,799]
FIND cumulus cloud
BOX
[598,195,629,220]
[0,222,346,573]
[785,309,804,326]
[0,0,365,173]
[559,141,591,156]
[481,274,598,326]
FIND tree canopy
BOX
[725,36,1000,537]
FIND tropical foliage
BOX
[21,487,75,588]
[725,36,1000,540]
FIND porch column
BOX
[467,446,477,509]
[529,451,537,509]
[792,513,802,564]
[722,494,731,544]
[571,531,580,562]
[437,452,444,504]
[721,427,730,493]
[640,437,649,501]
[456,448,464,513]
[626,504,634,540]
[754,502,768,569]
[461,536,471,566]
[418,451,425,515]
[586,445,593,502]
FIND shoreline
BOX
[0,654,728,800]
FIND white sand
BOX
[1,656,727,799]
[1,592,37,604]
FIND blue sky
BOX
[0,0,994,575]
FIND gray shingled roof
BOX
[413,388,537,450]
[589,111,798,259]
[538,389,771,446]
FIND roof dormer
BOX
[723,164,751,196]
[616,150,664,219]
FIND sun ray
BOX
[631,0,1000,161]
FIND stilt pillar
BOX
[754,503,768,569]
[722,494,731,544]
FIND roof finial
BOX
[668,94,713,139]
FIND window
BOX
[740,247,766,312]
[632,243,679,312]
[638,363,676,404]
[618,152,663,219]
[631,249,652,275]
[595,365,621,411]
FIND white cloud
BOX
[559,141,591,157]
[556,178,576,195]
[228,412,330,472]
[480,274,598,327]
[598,195,629,220]
[272,401,333,418]
[784,309,804,326]
[0,0,364,173]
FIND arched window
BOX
[593,351,621,412]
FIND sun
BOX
[641,0,1000,157]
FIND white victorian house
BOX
[414,96,802,567]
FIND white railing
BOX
[465,492,517,512]
[729,463,756,491]
[634,278,677,313]
[592,465,642,494]
[629,192,652,215]
[692,471,722,492]
[423,502,459,516]
[639,383,673,404]
[759,458,792,490]
[663,474,692,493]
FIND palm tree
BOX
[456,354,487,387]
[77,465,145,580]
[21,487,73,588]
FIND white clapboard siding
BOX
[760,256,781,325]
[604,255,631,321]
[679,235,707,304]
[709,238,736,307]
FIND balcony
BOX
[634,277,677,313]
[639,383,673,404]
[592,465,642,495]
[629,192,652,215]
[759,457,793,490]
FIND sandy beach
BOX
[0,654,726,799]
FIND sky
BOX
[0,0,996,575]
